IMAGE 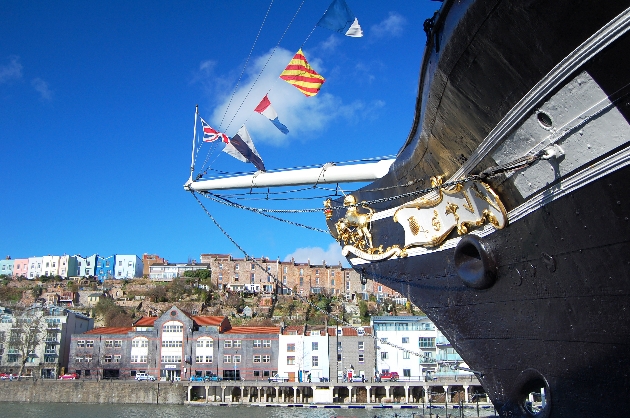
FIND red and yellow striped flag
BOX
[280,48,325,97]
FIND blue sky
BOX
[0,1,440,266]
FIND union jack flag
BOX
[201,118,229,143]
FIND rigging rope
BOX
[190,191,431,359]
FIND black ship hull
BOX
[328,1,630,416]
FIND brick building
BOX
[199,253,402,301]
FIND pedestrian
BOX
[307,373,311,383]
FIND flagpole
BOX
[188,105,198,184]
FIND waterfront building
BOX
[68,306,280,381]
[278,325,330,382]
[327,325,376,382]
[371,315,469,381]
[148,261,210,281]
[12,258,28,279]
[0,257,14,277]
[113,254,143,279]
[0,305,93,378]
[27,256,43,279]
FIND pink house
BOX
[12,258,29,279]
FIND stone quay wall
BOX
[0,380,186,404]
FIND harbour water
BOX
[0,402,498,418]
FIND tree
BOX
[9,308,46,379]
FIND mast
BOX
[185,159,394,191]
[188,105,198,184]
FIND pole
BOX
[188,105,198,184]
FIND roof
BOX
[134,317,158,327]
[192,316,225,326]
[327,326,373,336]
[224,326,280,335]
[84,327,133,335]
[282,325,304,335]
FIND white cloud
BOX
[31,78,52,101]
[0,56,23,84]
[320,34,341,52]
[194,47,369,147]
[284,242,349,267]
[370,12,406,39]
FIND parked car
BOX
[189,375,204,382]
[268,373,289,383]
[0,373,11,380]
[205,374,222,382]
[59,373,78,380]
[379,371,399,382]
[135,372,156,381]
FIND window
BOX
[196,355,212,363]
[331,279,335,286]
[419,337,435,348]
[224,355,231,363]
[233,340,241,348]
[250,273,255,283]
[219,274,223,282]
[163,324,183,333]
[282,275,287,284]
[299,277,304,286]
[262,355,270,363]
[132,338,148,348]
[283,266,287,273]
[224,340,232,348]
[105,340,113,348]
[253,355,261,363]
[86,340,94,348]
[315,277,319,284]
[403,351,410,359]
[403,369,411,378]
[381,352,388,360]
[219,263,223,270]
[337,354,342,362]
[119,261,122,266]
[402,337,409,344]
[104,355,113,363]
[263,340,271,348]
[114,355,121,363]
[253,340,261,348]
[358,341,364,350]
[287,356,295,365]
[312,356,318,367]
[378,285,382,292]
[287,343,295,352]
[85,355,93,362]
[337,341,342,351]
[114,340,122,348]
[77,340,85,348]
[233,355,241,363]
[253,371,260,377]
[234,264,239,271]
[161,355,182,363]
[161,340,183,348]
[358,354,364,363]
[234,273,239,281]
[312,342,318,351]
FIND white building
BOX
[278,326,304,382]
[148,262,210,281]
[303,327,329,381]
[372,316,439,380]
[277,325,330,382]
[0,305,93,378]
[114,255,143,279]
[27,256,43,279]
[41,255,61,277]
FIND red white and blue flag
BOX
[201,118,229,143]
[254,95,289,134]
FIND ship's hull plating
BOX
[329,1,630,416]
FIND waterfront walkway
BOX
[186,376,487,406]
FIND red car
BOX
[379,371,400,382]
[0,373,11,380]
[59,373,78,380]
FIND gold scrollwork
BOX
[431,210,441,231]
